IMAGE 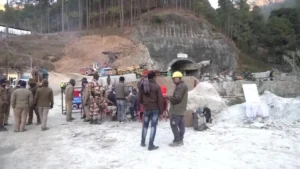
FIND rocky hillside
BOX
[132,10,238,72]
[1,9,249,73]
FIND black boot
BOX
[90,119,94,124]
[148,145,159,151]
[0,126,8,132]
[140,141,146,147]
[93,119,101,125]
[84,119,90,122]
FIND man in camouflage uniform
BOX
[88,74,101,124]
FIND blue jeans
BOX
[141,110,159,146]
[117,100,126,121]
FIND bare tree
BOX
[62,0,64,32]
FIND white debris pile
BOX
[187,82,227,114]
[215,91,300,128]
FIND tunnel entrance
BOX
[168,59,198,77]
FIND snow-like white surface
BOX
[188,82,227,114]
[216,91,300,128]
[1,94,300,169]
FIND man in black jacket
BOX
[27,78,41,125]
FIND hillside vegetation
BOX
[0,0,299,72]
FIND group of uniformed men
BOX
[0,78,53,132]
[64,73,117,124]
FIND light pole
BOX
[30,57,33,73]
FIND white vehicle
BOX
[10,79,29,89]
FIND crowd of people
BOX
[0,70,188,151]
[0,78,54,132]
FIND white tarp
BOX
[242,84,269,118]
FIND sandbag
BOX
[184,110,194,127]
[193,108,209,131]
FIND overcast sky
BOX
[0,0,219,9]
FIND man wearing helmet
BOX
[165,71,188,147]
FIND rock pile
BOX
[187,82,227,114]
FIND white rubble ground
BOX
[187,82,227,114]
[1,94,300,169]
[216,91,300,129]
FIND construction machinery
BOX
[109,64,147,77]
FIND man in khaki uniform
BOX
[81,79,91,122]
[0,79,8,131]
[11,80,33,132]
[65,79,75,122]
[34,80,53,131]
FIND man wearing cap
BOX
[81,78,91,122]
[65,79,75,122]
[0,79,8,131]
[11,80,33,132]
[88,73,101,124]
[27,78,41,125]
[166,71,188,147]
[34,80,53,131]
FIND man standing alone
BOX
[166,71,188,147]
[11,81,33,132]
[139,71,164,151]
[115,76,127,123]
[34,80,53,131]
[27,78,41,125]
[65,79,75,122]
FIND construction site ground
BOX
[0,93,299,169]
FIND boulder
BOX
[187,82,226,115]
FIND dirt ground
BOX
[0,94,300,169]
[54,35,150,73]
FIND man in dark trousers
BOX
[139,71,164,151]
[27,78,41,125]
[115,76,127,123]
[166,71,188,147]
[0,79,8,131]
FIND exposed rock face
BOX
[132,12,238,71]
[213,79,300,98]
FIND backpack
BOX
[203,107,212,123]
[193,108,209,131]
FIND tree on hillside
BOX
[270,8,300,46]
[264,17,296,63]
